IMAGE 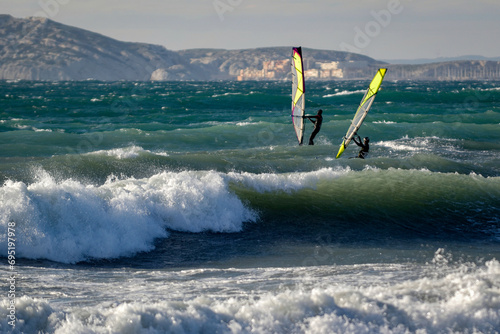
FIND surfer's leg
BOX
[309,129,318,145]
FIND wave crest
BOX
[0,169,257,263]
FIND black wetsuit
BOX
[353,135,369,159]
[306,113,323,145]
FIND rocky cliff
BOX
[0,15,190,80]
[0,15,384,81]
[1,15,499,81]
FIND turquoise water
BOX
[0,79,499,333]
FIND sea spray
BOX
[0,169,257,263]
[0,80,498,334]
[2,258,499,333]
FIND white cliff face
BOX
[150,69,170,81]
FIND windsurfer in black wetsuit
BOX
[304,109,323,145]
[353,134,369,159]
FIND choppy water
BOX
[0,79,499,333]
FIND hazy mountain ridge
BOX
[0,15,384,81]
[177,47,383,79]
[0,15,189,80]
[1,15,499,81]
[382,55,500,65]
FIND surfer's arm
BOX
[353,135,361,146]
[304,115,317,124]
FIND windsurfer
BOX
[353,134,369,158]
[304,109,323,145]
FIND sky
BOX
[4,0,500,60]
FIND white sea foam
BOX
[372,120,396,124]
[211,92,244,98]
[480,87,500,92]
[377,140,427,152]
[87,146,169,159]
[0,169,257,263]
[88,145,149,159]
[13,124,30,130]
[2,257,499,333]
[228,167,350,193]
[377,136,459,153]
[323,89,364,98]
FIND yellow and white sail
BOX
[291,47,306,145]
[336,68,387,158]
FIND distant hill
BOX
[0,15,383,81]
[176,47,385,80]
[0,14,187,80]
[387,60,500,80]
[1,15,499,81]
[383,55,500,65]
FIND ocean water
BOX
[0,79,499,333]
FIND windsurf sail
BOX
[335,68,387,159]
[291,47,305,145]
